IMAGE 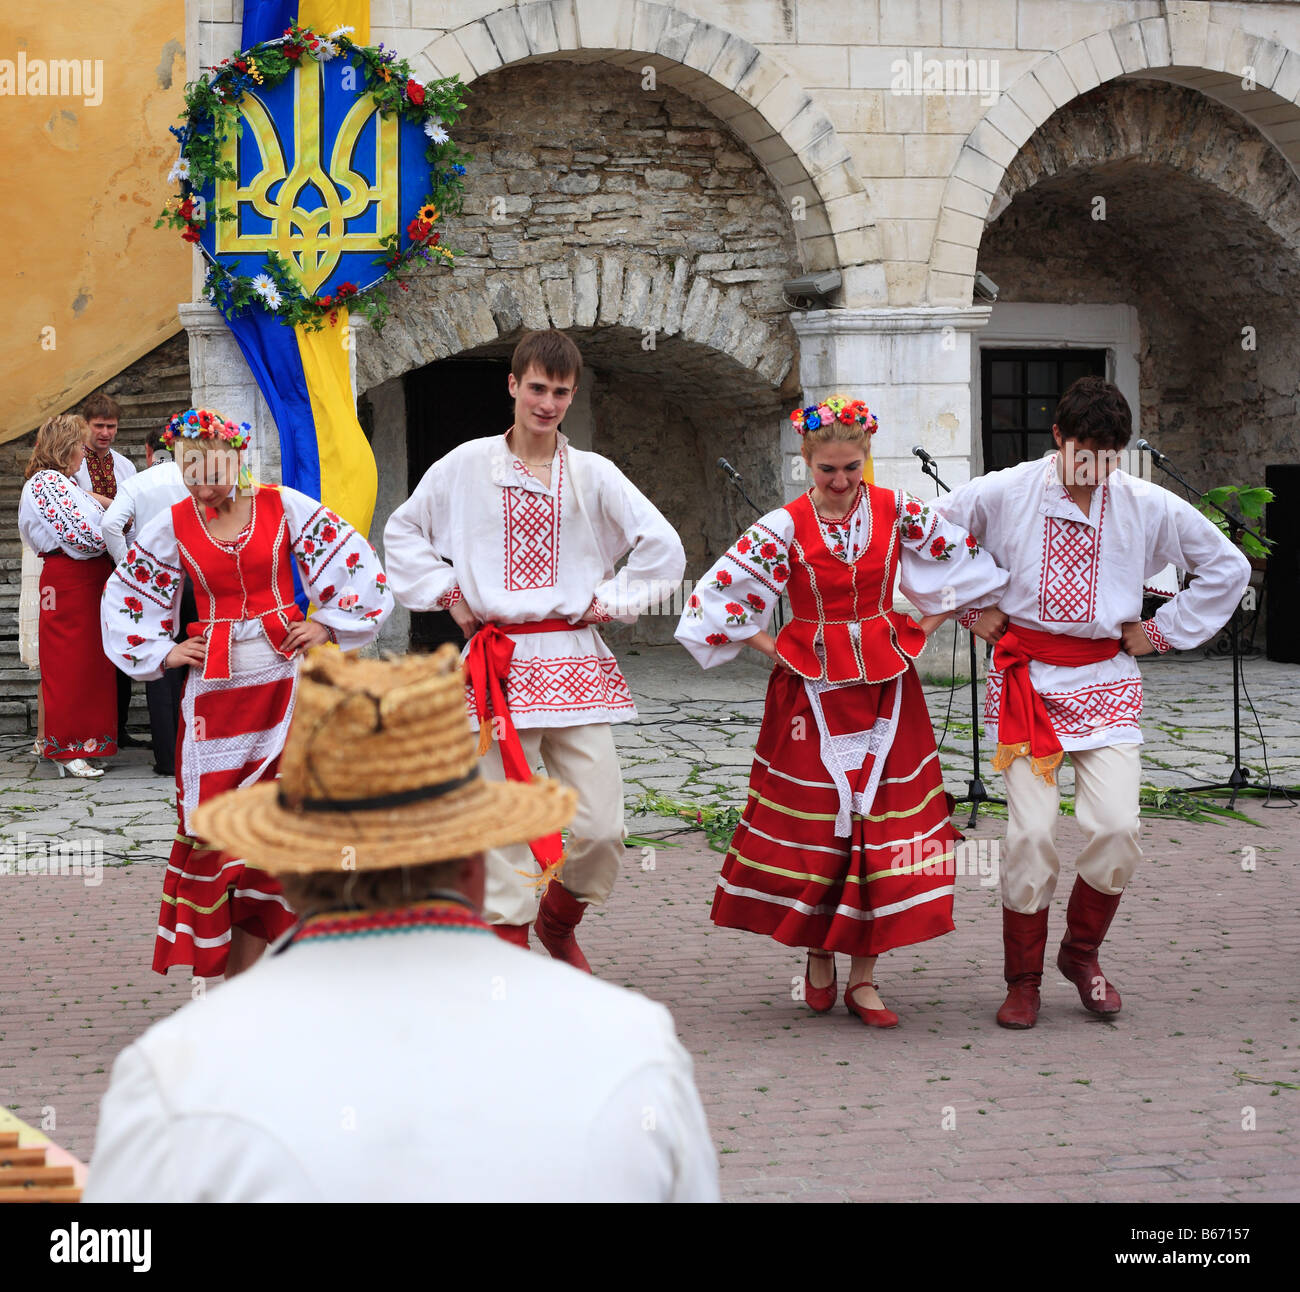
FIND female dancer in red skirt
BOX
[19,414,117,777]
[676,396,1009,1026]
[100,409,392,979]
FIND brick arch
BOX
[411,0,877,287]
[356,250,796,396]
[929,14,1300,303]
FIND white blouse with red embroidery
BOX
[18,470,107,559]
[100,484,392,680]
[383,432,687,729]
[675,486,1009,669]
[925,455,1251,750]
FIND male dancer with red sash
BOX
[916,377,1249,1027]
[383,330,685,970]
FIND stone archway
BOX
[407,0,880,296]
[928,14,1300,303]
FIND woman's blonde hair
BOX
[800,419,872,461]
[25,414,89,480]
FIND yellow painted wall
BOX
[0,0,189,445]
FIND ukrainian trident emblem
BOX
[162,28,469,327]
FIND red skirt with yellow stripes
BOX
[152,656,299,977]
[711,663,957,957]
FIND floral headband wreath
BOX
[789,393,879,436]
[161,407,252,451]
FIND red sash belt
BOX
[186,605,303,680]
[464,620,577,880]
[991,623,1120,784]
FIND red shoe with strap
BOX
[844,981,899,1028]
[996,906,1050,1029]
[804,951,837,1013]
[1056,877,1123,1014]
[535,881,592,974]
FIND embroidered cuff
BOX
[585,597,614,623]
[438,584,464,610]
[324,624,339,645]
[1142,617,1171,654]
[958,608,982,630]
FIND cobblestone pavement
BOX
[1,646,1297,1200]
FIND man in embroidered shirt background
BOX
[101,422,191,776]
[384,329,686,970]
[914,377,1251,1029]
[76,391,144,752]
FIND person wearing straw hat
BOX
[82,645,720,1203]
[383,329,686,970]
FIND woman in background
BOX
[18,414,117,778]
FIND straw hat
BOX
[193,644,577,874]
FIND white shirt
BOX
[383,432,687,728]
[919,456,1251,750]
[18,470,106,559]
[101,458,187,566]
[82,920,721,1203]
[73,447,136,495]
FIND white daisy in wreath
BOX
[424,116,449,144]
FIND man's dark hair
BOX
[510,329,582,387]
[1054,376,1132,451]
[146,424,169,455]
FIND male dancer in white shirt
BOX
[915,377,1250,1028]
[384,330,686,969]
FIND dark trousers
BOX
[145,580,197,774]
[115,667,133,739]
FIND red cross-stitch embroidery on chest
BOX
[1039,490,1106,625]
[502,457,562,590]
[172,486,303,681]
[775,487,925,684]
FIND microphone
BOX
[717,458,743,483]
[912,445,935,466]
[1136,438,1168,464]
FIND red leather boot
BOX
[1056,878,1123,1014]
[534,882,592,973]
[491,923,530,949]
[996,907,1049,1029]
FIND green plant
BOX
[1198,486,1274,561]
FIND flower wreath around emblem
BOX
[157,26,471,331]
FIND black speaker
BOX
[1265,464,1300,663]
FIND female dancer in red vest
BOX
[100,409,392,978]
[677,396,1009,1026]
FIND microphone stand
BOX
[718,462,784,635]
[913,453,1003,828]
[1142,446,1293,809]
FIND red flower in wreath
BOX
[714,569,732,587]
[127,634,146,647]
[284,44,304,60]
[181,224,201,244]
[407,217,432,242]
[930,537,948,557]
[406,79,425,106]
[773,564,790,583]
[178,196,194,221]
[705,633,730,646]
[124,597,143,613]
[746,593,766,611]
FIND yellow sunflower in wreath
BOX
[417,203,439,223]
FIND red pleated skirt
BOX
[38,553,117,760]
[712,664,958,956]
[153,658,298,977]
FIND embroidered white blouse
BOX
[101,459,188,567]
[675,486,1010,670]
[18,470,107,559]
[100,485,393,681]
[383,432,687,729]
[922,455,1251,750]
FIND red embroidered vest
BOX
[171,485,302,681]
[775,486,925,684]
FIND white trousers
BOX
[480,722,626,926]
[1001,743,1143,914]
